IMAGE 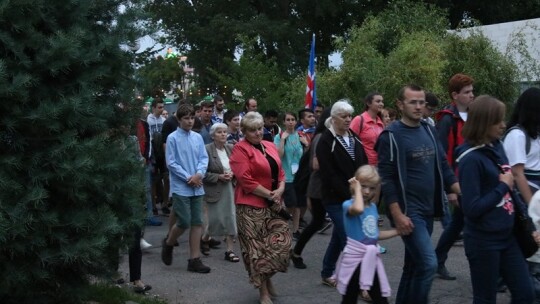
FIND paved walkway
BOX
[120,215,513,304]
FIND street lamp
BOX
[127,40,140,97]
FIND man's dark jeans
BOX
[395,214,437,304]
[435,206,464,267]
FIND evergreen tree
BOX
[0,1,148,302]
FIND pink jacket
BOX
[335,237,391,297]
[229,140,285,208]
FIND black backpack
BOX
[151,131,165,165]
[293,146,312,197]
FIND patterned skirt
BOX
[236,204,291,288]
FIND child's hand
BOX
[348,177,361,190]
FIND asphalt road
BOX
[119,214,514,304]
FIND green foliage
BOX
[0,1,147,302]
[136,56,185,97]
[380,31,447,106]
[82,283,167,304]
[213,36,295,113]
[358,0,449,56]
[312,0,519,113]
[444,31,519,105]
[146,0,537,112]
[504,21,540,86]
[148,0,388,92]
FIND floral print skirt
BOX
[236,204,291,288]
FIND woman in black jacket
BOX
[316,99,368,286]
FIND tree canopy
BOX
[147,0,539,100]
[284,1,520,113]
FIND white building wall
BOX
[451,18,540,83]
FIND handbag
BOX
[511,190,538,258]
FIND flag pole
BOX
[304,34,316,110]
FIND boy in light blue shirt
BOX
[161,104,211,273]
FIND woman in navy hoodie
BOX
[457,95,536,303]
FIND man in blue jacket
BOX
[376,84,461,304]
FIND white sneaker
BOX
[140,238,152,250]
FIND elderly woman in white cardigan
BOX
[203,123,239,262]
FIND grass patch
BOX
[81,283,167,304]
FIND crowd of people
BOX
[127,75,540,304]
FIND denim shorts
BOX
[172,194,203,229]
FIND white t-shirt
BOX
[503,128,540,170]
[527,191,540,262]
[146,114,165,158]
[458,112,468,122]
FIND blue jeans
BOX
[435,206,464,267]
[395,215,437,304]
[465,235,534,304]
[321,203,346,279]
[440,193,452,229]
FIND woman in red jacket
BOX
[230,112,290,304]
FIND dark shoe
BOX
[224,251,240,262]
[161,205,171,215]
[290,250,306,269]
[188,257,211,273]
[437,265,456,280]
[133,284,152,293]
[299,218,308,229]
[497,277,507,293]
[146,217,162,226]
[166,234,180,247]
[207,238,221,249]
[318,221,333,234]
[200,239,210,256]
[161,238,173,266]
[292,231,301,241]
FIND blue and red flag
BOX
[304,34,317,110]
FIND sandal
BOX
[360,290,372,302]
[224,251,240,262]
[322,277,337,288]
[133,282,152,294]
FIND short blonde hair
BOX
[349,165,380,196]
[354,165,380,185]
[241,111,264,132]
